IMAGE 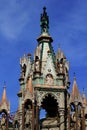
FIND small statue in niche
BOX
[46,74,54,85]
[25,105,32,130]
[71,111,76,122]
[35,56,40,72]
[57,58,64,74]
[20,64,26,79]
[35,60,40,71]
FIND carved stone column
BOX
[67,105,71,130]
[32,102,35,130]
[59,109,65,130]
[18,110,22,130]
[75,105,78,130]
[22,101,24,130]
[6,114,9,130]
[36,105,39,130]
[82,107,85,130]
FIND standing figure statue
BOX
[25,105,32,130]
[57,59,64,74]
[46,74,54,85]
[35,60,40,72]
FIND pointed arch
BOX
[40,92,59,105]
[41,93,59,118]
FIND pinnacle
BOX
[2,85,7,102]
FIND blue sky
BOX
[0,0,87,112]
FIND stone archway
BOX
[38,92,59,107]
[40,93,59,130]
[41,94,58,117]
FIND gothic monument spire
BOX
[40,7,49,33]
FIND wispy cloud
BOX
[0,0,30,40]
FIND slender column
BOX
[75,105,78,130]
[22,102,24,130]
[67,106,71,130]
[59,109,65,130]
[36,105,39,130]
[32,102,35,130]
[6,114,9,130]
[82,107,85,130]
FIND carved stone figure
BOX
[46,74,54,85]
[40,117,58,130]
[25,109,30,125]
[35,60,40,71]
[71,111,76,122]
[25,106,32,130]
[71,111,81,130]
[57,59,64,74]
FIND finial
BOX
[27,53,31,57]
[73,72,76,80]
[40,7,49,33]
[43,6,46,13]
[3,81,6,89]
[43,7,46,11]
[27,53,31,60]
[82,87,86,97]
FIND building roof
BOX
[69,76,82,105]
[0,85,10,113]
